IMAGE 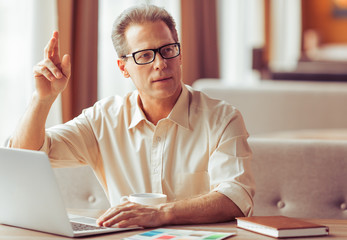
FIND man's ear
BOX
[117,59,130,78]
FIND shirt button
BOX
[156,136,161,142]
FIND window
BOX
[0,0,60,145]
[217,0,265,85]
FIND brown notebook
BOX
[236,216,329,238]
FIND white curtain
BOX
[98,0,181,100]
[270,0,301,71]
[0,0,60,145]
[217,0,264,86]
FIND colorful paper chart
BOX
[123,228,235,240]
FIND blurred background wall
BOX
[1,0,346,145]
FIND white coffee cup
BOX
[120,193,167,206]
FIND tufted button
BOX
[340,203,347,210]
[88,195,96,203]
[277,201,285,209]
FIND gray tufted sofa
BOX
[40,79,347,219]
[53,137,347,219]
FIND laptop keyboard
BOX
[71,222,107,232]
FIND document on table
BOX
[122,228,235,240]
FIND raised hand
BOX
[33,31,71,102]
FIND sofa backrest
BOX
[53,166,110,209]
[248,137,347,219]
[193,79,347,135]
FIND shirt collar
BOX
[128,91,147,129]
[128,84,191,130]
[167,84,190,130]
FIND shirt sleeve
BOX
[40,108,100,169]
[208,109,255,217]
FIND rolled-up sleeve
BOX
[208,111,255,217]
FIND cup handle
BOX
[120,196,129,204]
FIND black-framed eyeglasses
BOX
[122,43,180,65]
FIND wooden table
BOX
[257,129,347,141]
[1,209,347,239]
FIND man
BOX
[9,5,254,228]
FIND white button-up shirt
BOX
[41,84,255,216]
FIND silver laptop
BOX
[0,147,139,237]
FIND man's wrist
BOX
[158,202,175,225]
[32,91,57,108]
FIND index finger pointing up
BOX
[44,31,60,61]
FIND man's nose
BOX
[153,52,167,70]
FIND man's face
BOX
[118,21,182,104]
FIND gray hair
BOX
[111,4,179,58]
